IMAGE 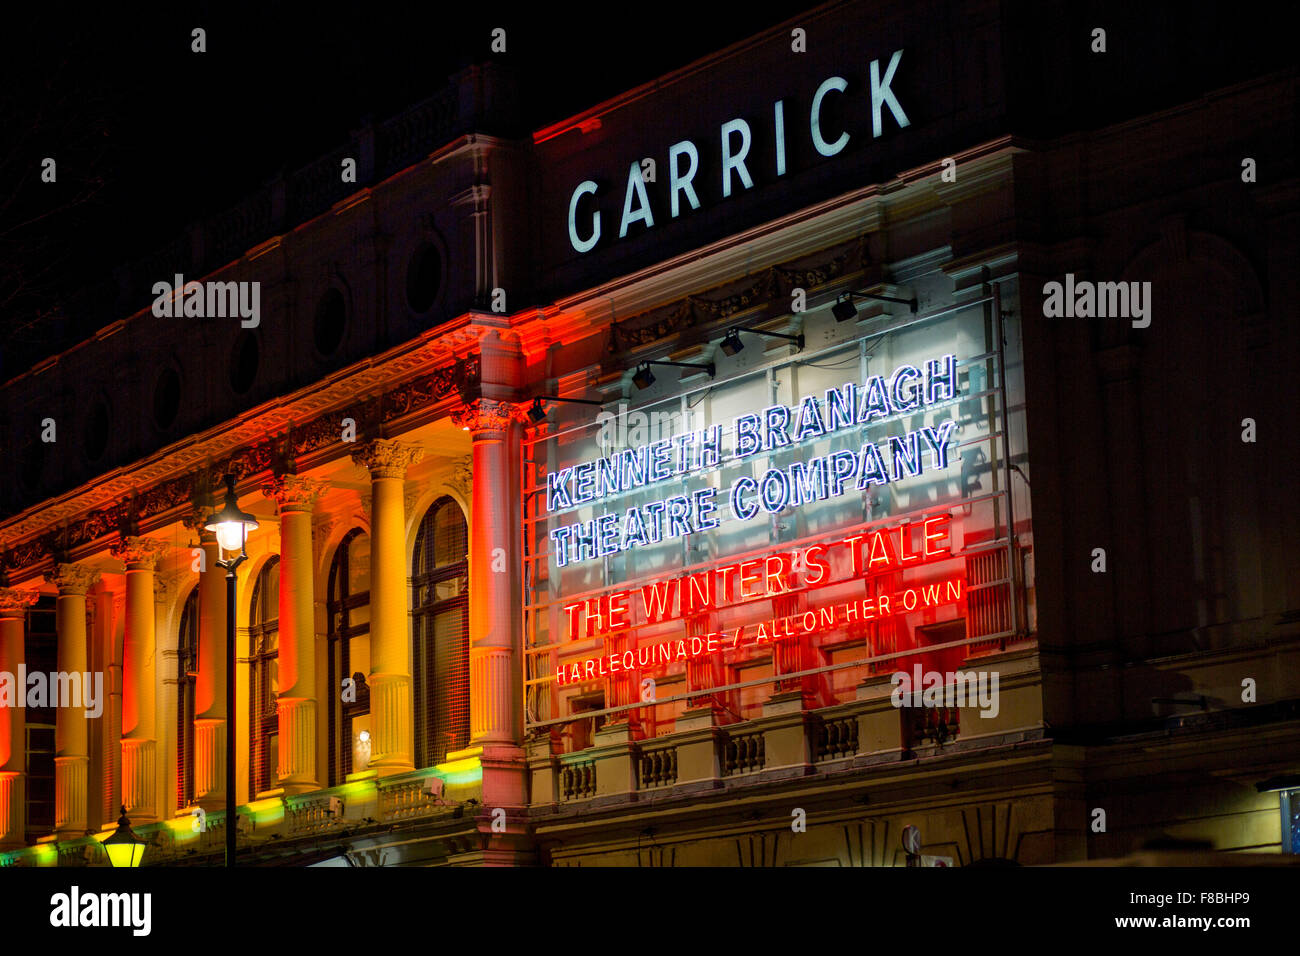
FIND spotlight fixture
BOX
[831,296,858,322]
[832,289,919,322]
[525,395,605,422]
[630,359,715,391]
[724,323,804,352]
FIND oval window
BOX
[314,288,347,356]
[230,331,259,395]
[405,243,442,313]
[154,366,181,429]
[84,399,110,462]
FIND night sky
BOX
[0,1,808,376]
[0,1,1287,379]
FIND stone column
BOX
[0,588,38,848]
[262,475,326,794]
[111,536,168,824]
[185,509,228,810]
[451,399,522,747]
[46,563,100,837]
[351,440,424,776]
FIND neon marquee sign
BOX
[547,354,959,567]
[555,512,963,685]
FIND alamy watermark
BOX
[596,402,700,451]
[151,273,260,328]
[0,667,103,718]
[890,665,1000,718]
[1042,273,1151,328]
[50,886,151,936]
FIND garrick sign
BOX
[565,49,912,254]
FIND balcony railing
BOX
[559,760,596,802]
[638,745,679,790]
[814,714,860,763]
[0,762,483,867]
[529,647,1041,807]
[723,730,766,777]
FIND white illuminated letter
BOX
[870,49,910,137]
[619,161,655,237]
[720,118,753,198]
[810,76,849,156]
[668,140,701,218]
[568,181,600,253]
[774,99,787,176]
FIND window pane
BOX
[348,533,370,594]
[434,573,466,602]
[349,633,370,678]
[351,714,372,773]
[349,602,370,630]
[431,606,470,763]
[261,562,280,623]
[432,502,467,567]
[253,557,280,625]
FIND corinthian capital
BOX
[450,398,523,436]
[45,563,102,596]
[262,475,328,512]
[352,440,425,480]
[182,503,217,541]
[110,536,170,571]
[0,588,38,618]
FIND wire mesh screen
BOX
[412,497,470,769]
[248,556,279,796]
[327,529,371,786]
[24,596,57,841]
[176,586,199,810]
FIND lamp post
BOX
[103,806,147,868]
[203,474,259,868]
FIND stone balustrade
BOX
[527,655,1047,808]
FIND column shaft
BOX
[114,537,167,824]
[263,476,325,793]
[47,564,100,837]
[469,428,516,744]
[194,534,227,808]
[0,590,37,848]
[352,441,423,776]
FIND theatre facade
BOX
[1,0,1297,867]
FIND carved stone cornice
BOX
[46,563,102,596]
[609,233,869,353]
[450,399,524,436]
[0,588,39,618]
[351,440,425,480]
[0,344,478,580]
[110,536,170,571]
[181,503,217,542]
[261,475,328,513]
[447,455,473,501]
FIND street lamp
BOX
[204,474,258,868]
[102,806,147,868]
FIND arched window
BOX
[176,586,199,810]
[327,529,371,785]
[412,496,470,768]
[248,556,280,796]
